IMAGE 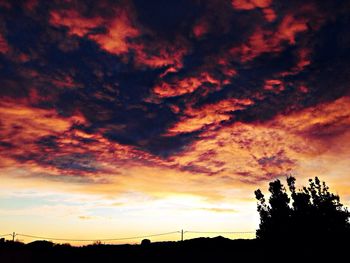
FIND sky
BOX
[1,0,350,244]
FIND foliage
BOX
[255,176,350,240]
[141,239,151,246]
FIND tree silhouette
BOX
[255,176,350,240]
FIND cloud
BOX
[168,96,350,185]
[232,0,272,10]
[199,207,237,213]
[50,9,105,37]
[133,38,188,69]
[48,1,189,71]
[88,10,139,55]
[168,121,301,183]
[192,19,209,39]
[78,215,94,220]
[272,96,350,143]
[167,98,254,134]
[0,0,349,203]
[230,14,309,62]
[0,33,9,54]
[0,99,83,143]
[231,0,275,22]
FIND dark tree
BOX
[255,176,350,240]
[141,239,151,246]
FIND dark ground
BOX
[1,236,349,263]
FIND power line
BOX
[17,231,181,242]
[5,230,256,243]
[185,231,255,234]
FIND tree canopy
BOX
[255,176,350,240]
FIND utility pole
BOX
[181,229,184,241]
[12,232,16,242]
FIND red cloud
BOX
[168,97,350,182]
[167,98,254,135]
[232,0,276,22]
[0,99,85,144]
[231,0,272,10]
[50,10,104,37]
[295,48,311,70]
[0,0,348,197]
[264,79,285,93]
[0,98,169,180]
[262,8,276,22]
[169,121,300,181]
[152,53,238,98]
[23,0,38,11]
[89,10,139,55]
[49,6,189,70]
[231,14,308,62]
[153,76,204,98]
[280,48,312,77]
[50,6,140,56]
[0,99,86,177]
[278,15,309,44]
[193,19,209,39]
[0,33,10,54]
[133,39,188,69]
[274,96,350,141]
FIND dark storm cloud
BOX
[0,0,350,179]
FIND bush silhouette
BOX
[141,239,151,246]
[255,176,350,240]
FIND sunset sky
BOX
[1,0,350,244]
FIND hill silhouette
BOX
[1,235,349,263]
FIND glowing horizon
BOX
[0,0,350,245]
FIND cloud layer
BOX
[0,0,350,207]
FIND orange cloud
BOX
[264,79,285,93]
[169,121,301,182]
[231,0,272,10]
[153,72,224,98]
[50,10,104,37]
[278,14,309,45]
[89,10,139,55]
[1,96,349,219]
[231,14,309,62]
[167,98,254,135]
[167,96,350,186]
[262,8,276,22]
[280,47,312,77]
[0,100,87,178]
[295,48,311,70]
[0,100,82,142]
[154,76,202,98]
[50,6,140,56]
[133,39,188,69]
[0,98,170,182]
[49,6,188,70]
[272,96,350,143]
[231,0,276,22]
[6,95,346,191]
